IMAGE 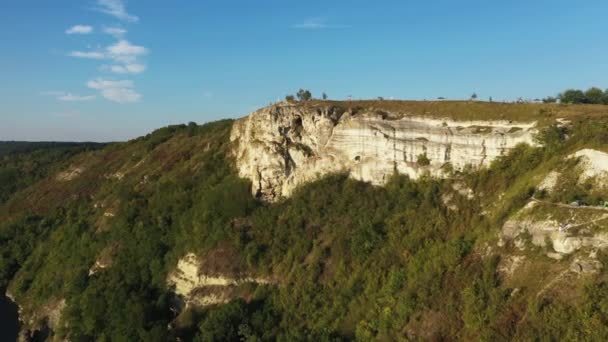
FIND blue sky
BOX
[1,0,608,141]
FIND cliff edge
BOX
[231,102,538,201]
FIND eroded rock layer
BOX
[231,103,537,201]
[167,253,270,308]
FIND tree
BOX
[471,93,478,100]
[417,153,431,166]
[585,87,604,104]
[559,89,586,104]
[322,92,328,100]
[285,95,295,102]
[187,121,198,136]
[296,89,312,101]
[195,300,248,341]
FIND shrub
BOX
[559,89,586,104]
[296,89,312,101]
[585,87,604,104]
[417,153,431,166]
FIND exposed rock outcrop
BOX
[537,171,560,193]
[502,214,608,255]
[167,253,271,309]
[572,149,608,182]
[55,166,84,182]
[570,257,602,275]
[88,244,118,276]
[231,103,537,201]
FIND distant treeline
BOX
[0,141,106,157]
[545,87,608,104]
[0,141,106,203]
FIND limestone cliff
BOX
[231,103,538,201]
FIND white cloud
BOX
[42,91,96,101]
[293,17,350,29]
[66,25,93,34]
[108,63,146,74]
[87,79,133,90]
[101,87,141,103]
[69,40,149,86]
[293,17,327,29]
[69,40,148,64]
[106,40,148,63]
[96,0,138,22]
[63,2,146,103]
[103,26,127,37]
[107,40,147,56]
[69,51,106,59]
[87,78,141,103]
[68,39,148,64]
[59,93,96,101]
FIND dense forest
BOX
[2,115,608,341]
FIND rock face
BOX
[503,217,608,255]
[167,253,271,308]
[537,171,560,193]
[572,149,608,182]
[231,103,538,201]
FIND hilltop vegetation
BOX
[284,87,608,121]
[556,87,608,105]
[280,99,608,123]
[2,102,608,340]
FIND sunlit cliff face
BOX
[231,103,537,201]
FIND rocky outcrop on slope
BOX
[167,253,271,309]
[502,215,608,255]
[6,291,66,342]
[231,103,537,201]
[572,149,608,182]
[55,166,84,182]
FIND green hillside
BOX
[0,142,105,204]
[3,104,608,340]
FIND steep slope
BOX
[0,142,104,204]
[0,121,250,341]
[3,101,608,341]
